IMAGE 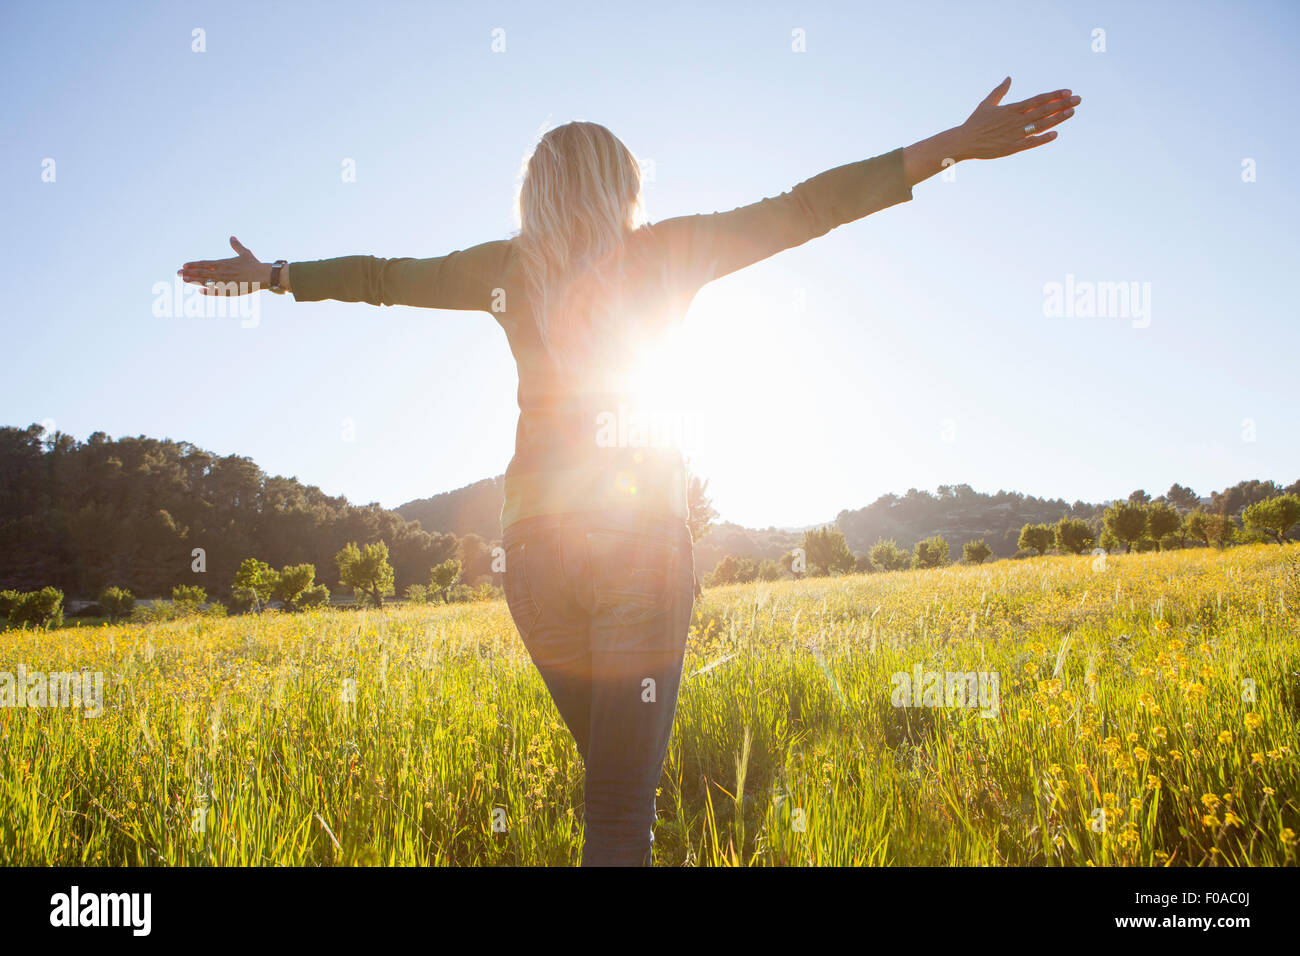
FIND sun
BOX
[616,288,811,478]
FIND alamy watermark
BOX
[890,664,999,717]
[153,276,262,328]
[1043,274,1151,328]
[594,402,705,450]
[0,664,103,717]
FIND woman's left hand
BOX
[956,78,1080,160]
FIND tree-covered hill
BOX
[4,422,1294,598]
[395,476,506,541]
[0,424,457,599]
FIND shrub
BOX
[172,584,207,606]
[0,590,22,618]
[297,583,330,609]
[445,584,474,604]
[98,586,135,623]
[7,587,65,629]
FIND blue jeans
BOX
[502,510,697,866]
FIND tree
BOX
[270,563,327,611]
[1242,494,1300,544]
[800,526,855,576]
[1146,502,1181,548]
[913,535,950,569]
[232,558,278,610]
[98,586,135,623]
[429,558,462,603]
[1054,517,1095,555]
[1128,489,1152,505]
[686,472,719,543]
[869,538,911,572]
[707,555,740,586]
[1206,513,1237,549]
[1184,509,1211,546]
[1166,483,1199,513]
[962,538,992,565]
[1017,523,1053,556]
[1212,479,1282,518]
[1104,500,1148,553]
[336,541,395,607]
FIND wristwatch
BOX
[269,260,288,294]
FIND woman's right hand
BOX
[178,236,273,295]
[956,78,1081,160]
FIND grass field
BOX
[2,544,1297,866]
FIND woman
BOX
[179,77,1080,866]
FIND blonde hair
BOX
[514,121,649,375]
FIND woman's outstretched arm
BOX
[654,77,1080,290]
[178,238,510,311]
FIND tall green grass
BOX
[2,545,1296,865]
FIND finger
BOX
[230,235,255,258]
[180,262,217,272]
[182,274,234,289]
[179,269,224,283]
[981,76,1012,107]
[1022,108,1075,136]
[1010,130,1059,153]
[1007,89,1072,112]
[1023,95,1081,123]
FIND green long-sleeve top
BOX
[289,147,913,532]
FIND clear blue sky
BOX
[3,0,1297,528]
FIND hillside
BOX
[395,477,1298,568]
[0,424,458,599]
[5,421,1294,598]
[395,476,506,541]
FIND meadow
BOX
[1,544,1297,866]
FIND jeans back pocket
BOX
[585,528,678,629]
